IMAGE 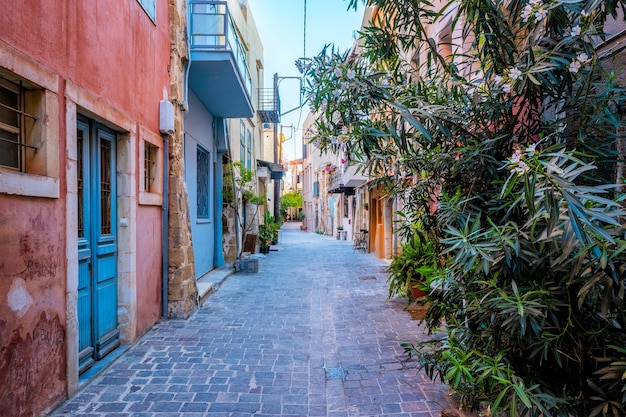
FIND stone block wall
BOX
[166,0,198,319]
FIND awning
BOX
[328,184,356,195]
[328,179,365,195]
[257,159,284,180]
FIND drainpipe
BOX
[161,134,169,319]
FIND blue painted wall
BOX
[185,91,217,277]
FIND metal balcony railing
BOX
[257,88,280,123]
[329,168,343,189]
[189,0,252,97]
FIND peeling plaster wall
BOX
[0,199,67,417]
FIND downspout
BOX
[161,134,169,319]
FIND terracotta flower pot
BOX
[407,300,430,320]
[409,282,428,299]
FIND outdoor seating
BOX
[353,229,368,252]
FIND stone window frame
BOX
[0,48,60,199]
[138,126,163,206]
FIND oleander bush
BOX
[303,0,626,414]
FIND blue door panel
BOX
[77,118,119,373]
[94,253,118,335]
[77,249,93,373]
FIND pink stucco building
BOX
[0,1,170,415]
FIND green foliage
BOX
[305,0,626,414]
[280,191,303,211]
[229,161,265,257]
[260,210,281,246]
[386,232,440,300]
[258,223,273,248]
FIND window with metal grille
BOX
[100,139,112,235]
[0,59,59,199]
[197,145,210,219]
[246,128,252,169]
[240,120,246,165]
[0,78,37,172]
[144,141,158,193]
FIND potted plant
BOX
[257,223,272,254]
[363,202,368,211]
[262,210,281,245]
[386,233,438,302]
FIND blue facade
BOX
[185,91,218,277]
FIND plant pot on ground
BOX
[409,281,429,299]
[386,233,439,302]
[257,223,273,254]
[407,297,430,320]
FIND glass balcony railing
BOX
[189,0,252,97]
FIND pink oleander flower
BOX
[514,161,530,175]
[347,69,356,80]
[502,83,512,94]
[570,25,581,36]
[534,8,547,20]
[522,4,533,22]
[509,67,522,80]
[569,60,581,73]
[510,149,522,163]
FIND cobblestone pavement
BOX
[50,222,459,417]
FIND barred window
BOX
[240,120,245,165]
[144,141,158,193]
[197,145,210,219]
[0,78,37,172]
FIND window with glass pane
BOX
[197,146,210,219]
[101,140,112,235]
[246,128,252,169]
[240,121,245,165]
[144,142,158,193]
[0,81,21,170]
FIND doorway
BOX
[76,117,120,373]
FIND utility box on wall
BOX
[159,100,175,135]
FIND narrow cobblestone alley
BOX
[50,222,458,417]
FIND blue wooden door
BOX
[77,118,119,374]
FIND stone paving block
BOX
[49,224,465,417]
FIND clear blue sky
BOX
[247,0,364,161]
